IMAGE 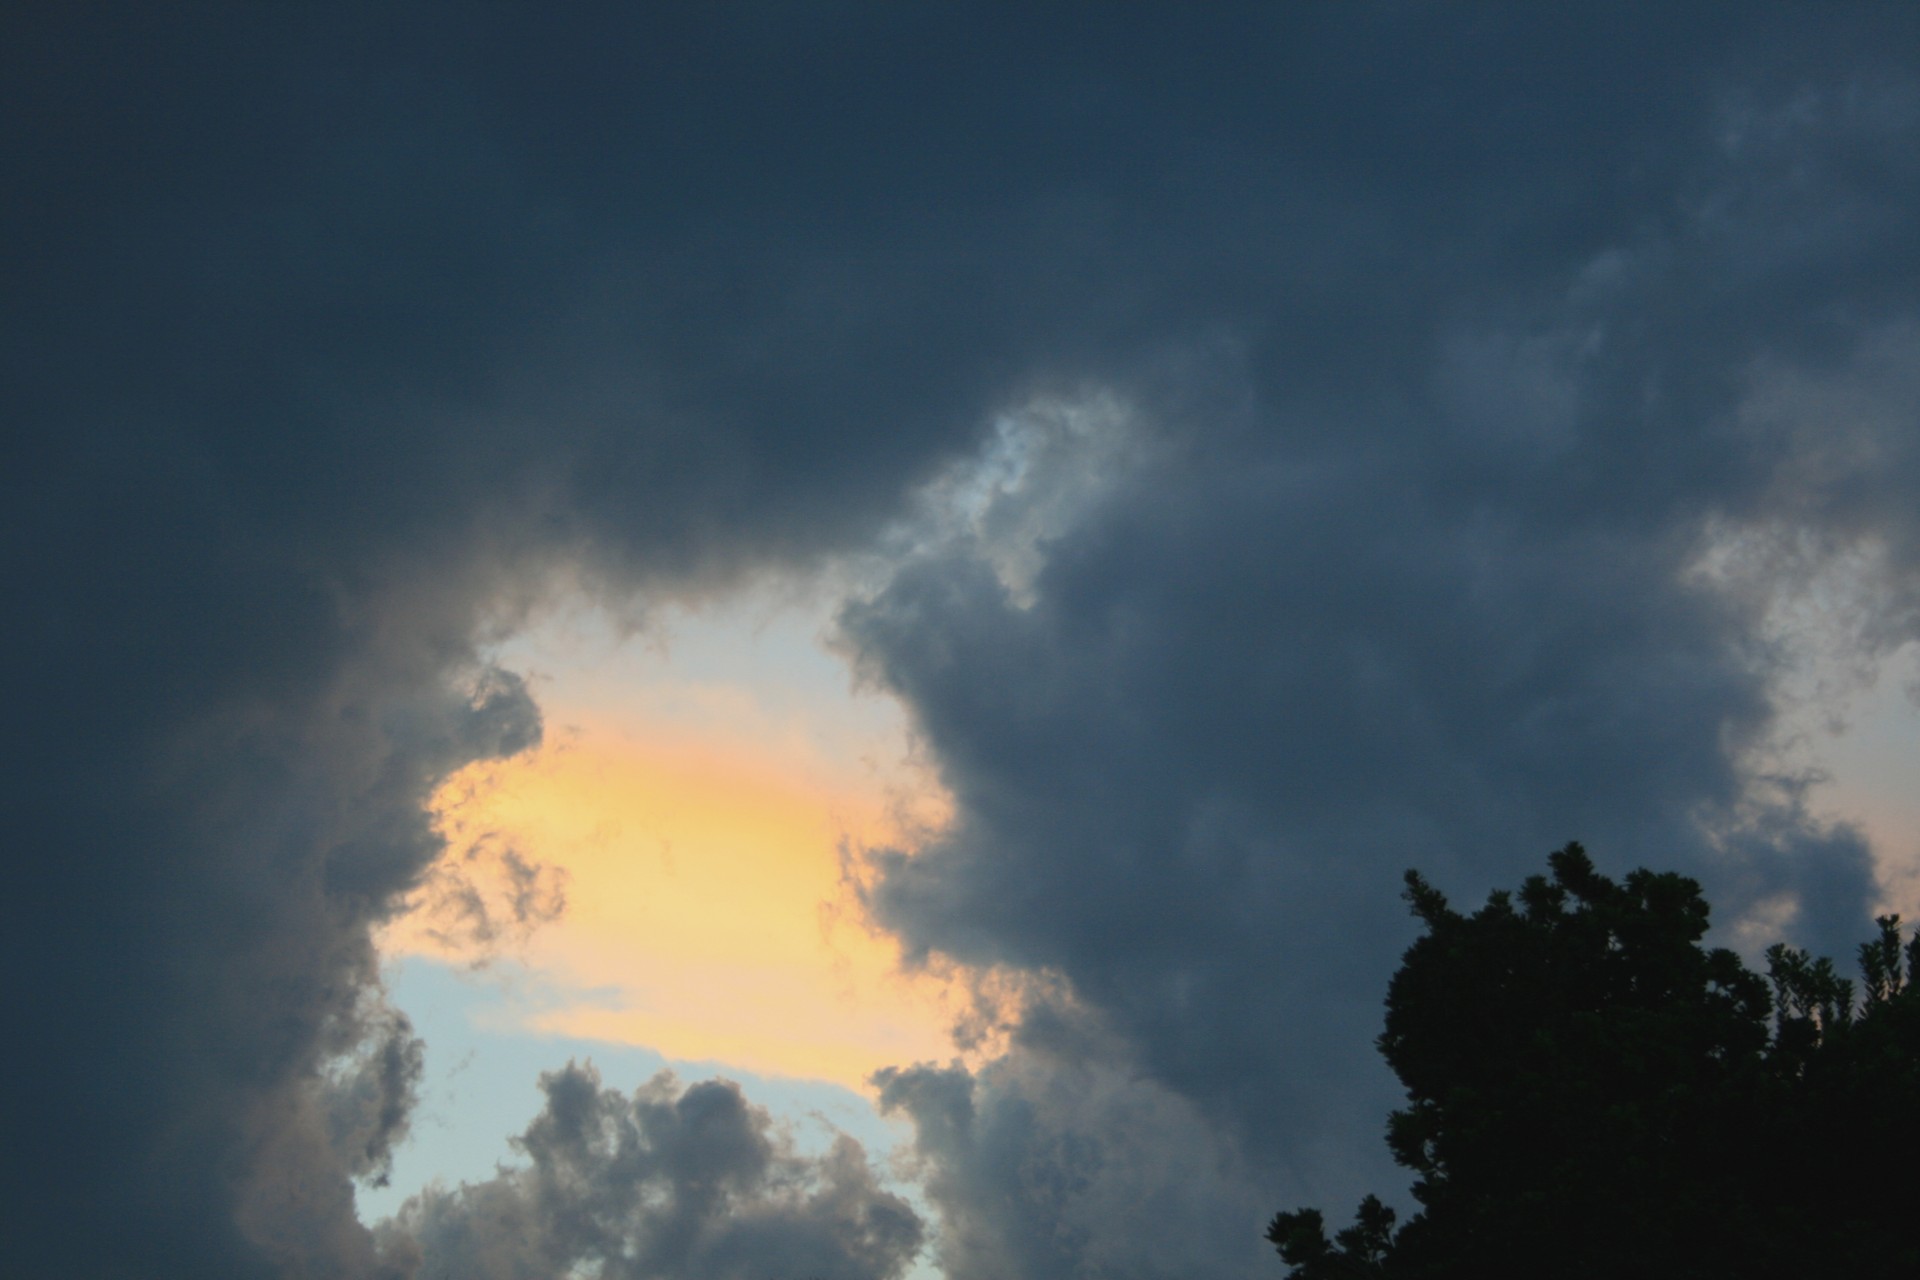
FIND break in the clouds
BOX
[8,5,1920,1278]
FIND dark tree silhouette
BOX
[1269,843,1920,1280]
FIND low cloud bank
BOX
[383,1064,923,1280]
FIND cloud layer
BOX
[7,5,1920,1277]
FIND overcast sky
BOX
[9,5,1920,1279]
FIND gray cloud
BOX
[7,4,1920,1277]
[875,1011,1270,1280]
[324,1000,428,1191]
[837,8,1920,1240]
[406,830,571,965]
[2,8,1025,1272]
[382,1063,923,1280]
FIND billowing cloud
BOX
[834,2,1920,1231]
[7,5,1920,1278]
[382,1063,922,1280]
[875,1007,1270,1280]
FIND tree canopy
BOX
[1269,843,1920,1280]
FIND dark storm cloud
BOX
[383,1064,923,1280]
[835,1,1920,1257]
[842,414,1879,1214]
[6,3,1920,1278]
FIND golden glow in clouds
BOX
[380,596,955,1088]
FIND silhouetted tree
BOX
[1269,842,1920,1280]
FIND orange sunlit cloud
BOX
[380,629,960,1089]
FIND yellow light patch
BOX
[382,696,957,1089]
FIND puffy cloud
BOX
[875,1011,1271,1280]
[834,6,1920,1232]
[382,1063,923,1280]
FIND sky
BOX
[8,4,1920,1279]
